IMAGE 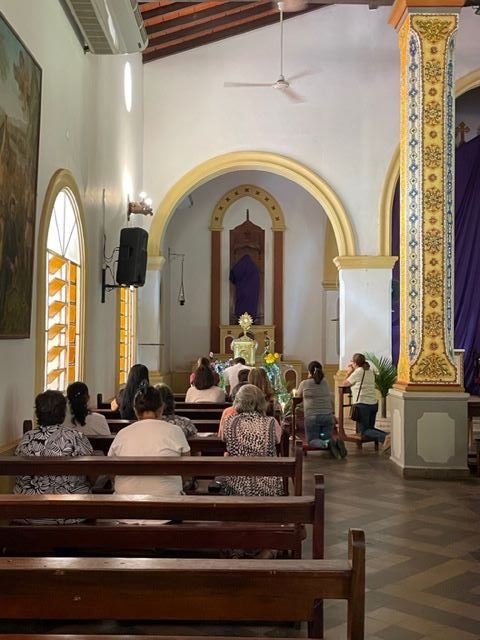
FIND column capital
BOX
[147,256,166,271]
[389,0,464,30]
[333,256,398,271]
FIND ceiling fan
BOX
[224,1,309,103]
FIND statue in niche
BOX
[229,209,264,324]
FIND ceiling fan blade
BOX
[282,87,305,103]
[224,81,273,88]
[288,70,317,82]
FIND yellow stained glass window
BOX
[44,190,82,391]
[118,287,136,386]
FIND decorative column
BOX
[333,256,397,414]
[137,255,166,384]
[389,0,468,477]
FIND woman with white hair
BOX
[221,384,284,496]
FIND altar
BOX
[215,323,302,389]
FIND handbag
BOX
[349,369,365,421]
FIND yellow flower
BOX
[274,352,280,361]
[265,353,275,365]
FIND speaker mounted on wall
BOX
[116,227,148,287]
[101,227,149,303]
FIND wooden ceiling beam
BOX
[142,7,319,60]
[143,1,235,27]
[141,2,200,22]
[146,1,271,36]
[147,1,273,41]
[146,8,279,50]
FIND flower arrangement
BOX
[209,352,234,390]
[262,344,292,414]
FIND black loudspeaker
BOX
[116,227,148,286]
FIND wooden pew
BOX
[0,528,365,639]
[94,403,232,422]
[0,464,313,563]
[0,447,303,496]
[87,434,227,456]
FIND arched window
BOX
[118,287,137,385]
[44,188,83,390]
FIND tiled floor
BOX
[1,441,479,638]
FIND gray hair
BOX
[233,384,267,414]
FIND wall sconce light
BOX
[128,192,153,220]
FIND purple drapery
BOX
[453,135,480,393]
[391,135,480,392]
[230,254,260,321]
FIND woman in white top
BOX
[108,385,190,498]
[343,353,390,448]
[64,381,111,436]
[185,365,225,403]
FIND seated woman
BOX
[189,356,220,387]
[108,385,190,502]
[15,390,93,523]
[111,363,150,419]
[218,368,250,434]
[64,381,111,436]
[156,383,198,438]
[220,384,284,496]
[343,353,390,451]
[297,360,346,458]
[185,365,225,403]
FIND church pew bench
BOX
[0,472,316,561]
[0,442,303,497]
[96,393,188,409]
[0,528,365,639]
[94,403,232,422]
[88,434,227,456]
[23,418,222,435]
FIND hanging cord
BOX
[178,255,186,305]
[279,3,284,80]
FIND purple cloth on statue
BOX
[230,254,260,320]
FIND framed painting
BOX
[0,13,42,338]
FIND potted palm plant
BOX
[364,353,397,418]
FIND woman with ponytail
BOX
[65,381,111,436]
[296,361,346,458]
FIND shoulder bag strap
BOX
[355,369,366,403]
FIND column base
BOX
[388,388,470,479]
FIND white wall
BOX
[144,6,480,257]
[163,170,326,371]
[0,0,144,447]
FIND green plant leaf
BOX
[364,352,397,398]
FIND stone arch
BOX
[148,150,355,258]
[379,69,480,255]
[209,184,285,231]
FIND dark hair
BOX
[194,365,215,390]
[120,364,150,417]
[35,390,67,427]
[233,357,246,365]
[308,360,324,384]
[134,385,162,418]
[248,367,274,401]
[156,383,175,416]
[352,353,369,369]
[197,356,211,368]
[237,368,250,384]
[67,381,89,426]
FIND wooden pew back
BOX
[0,528,365,639]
